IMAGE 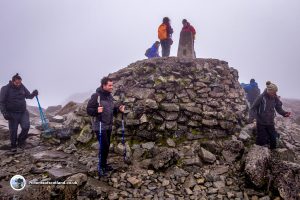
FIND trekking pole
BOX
[120,92,127,163]
[97,95,103,177]
[121,112,126,162]
[35,96,49,131]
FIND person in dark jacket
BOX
[86,77,125,175]
[251,81,290,149]
[145,41,160,59]
[242,79,261,122]
[0,73,38,152]
[158,17,173,57]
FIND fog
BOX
[1,0,299,107]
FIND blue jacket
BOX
[241,81,260,104]
[146,43,160,58]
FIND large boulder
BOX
[271,160,300,200]
[151,147,180,170]
[245,145,271,188]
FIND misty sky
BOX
[0,0,300,107]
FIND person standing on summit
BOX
[0,73,39,153]
[181,19,196,40]
[158,17,173,57]
[251,81,291,149]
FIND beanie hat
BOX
[266,81,278,93]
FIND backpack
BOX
[158,24,168,40]
[145,48,151,57]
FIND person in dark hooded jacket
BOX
[242,79,261,122]
[251,81,290,149]
[0,73,38,152]
[86,77,125,175]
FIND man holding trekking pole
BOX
[86,77,125,176]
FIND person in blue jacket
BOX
[241,79,261,122]
[145,41,160,58]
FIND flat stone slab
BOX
[47,167,86,180]
[31,150,69,162]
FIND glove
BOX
[3,113,11,120]
[32,90,38,96]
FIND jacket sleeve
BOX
[24,86,35,99]
[86,93,99,116]
[250,94,263,117]
[275,98,287,116]
[0,86,8,114]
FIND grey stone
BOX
[65,173,87,187]
[166,138,176,147]
[183,174,197,188]
[141,142,155,150]
[160,103,180,112]
[76,125,92,144]
[151,148,180,170]
[245,145,270,188]
[127,176,143,188]
[199,147,216,163]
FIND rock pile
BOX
[107,57,248,141]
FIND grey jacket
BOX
[86,87,119,131]
[251,90,287,125]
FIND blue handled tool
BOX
[36,96,53,138]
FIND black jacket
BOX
[0,81,35,114]
[86,87,119,131]
[251,90,287,125]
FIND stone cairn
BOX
[106,57,248,142]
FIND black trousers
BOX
[161,39,171,57]
[256,123,277,149]
[96,129,112,168]
[8,111,30,148]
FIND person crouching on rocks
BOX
[0,73,38,153]
[251,81,291,149]
[86,76,125,176]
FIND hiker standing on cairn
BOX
[241,79,261,122]
[251,81,290,149]
[158,17,173,57]
[0,73,38,153]
[181,19,196,40]
[87,77,125,176]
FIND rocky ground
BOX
[0,109,299,200]
[0,58,299,200]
